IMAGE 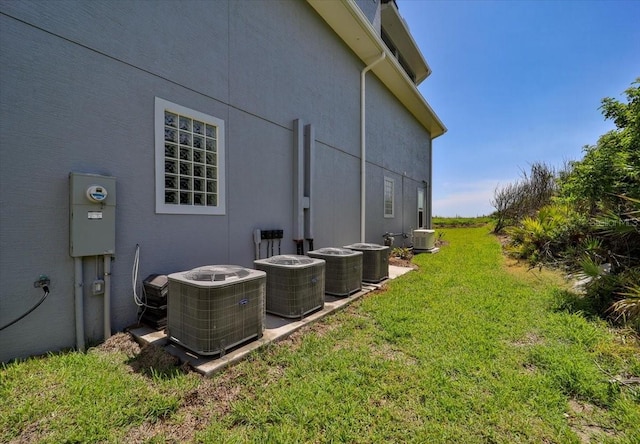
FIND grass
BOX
[2,226,639,443]
[0,343,195,443]
[432,215,494,228]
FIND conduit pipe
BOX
[304,123,314,250]
[293,119,305,244]
[74,257,85,352]
[103,254,111,340]
[360,52,386,242]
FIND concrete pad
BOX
[130,265,414,377]
[389,264,414,278]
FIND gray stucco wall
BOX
[0,0,432,361]
[355,0,382,31]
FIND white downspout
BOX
[74,257,85,352]
[360,52,386,242]
[103,254,111,340]
[427,143,433,229]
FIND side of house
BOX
[0,0,445,362]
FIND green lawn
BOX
[2,226,639,443]
[432,215,494,228]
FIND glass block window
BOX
[384,177,394,218]
[155,98,225,215]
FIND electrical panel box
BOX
[69,172,116,257]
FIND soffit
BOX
[380,2,431,84]
[306,0,446,138]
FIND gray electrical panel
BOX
[69,172,116,257]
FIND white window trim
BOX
[417,187,425,228]
[384,176,394,218]
[154,97,225,215]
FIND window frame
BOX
[417,187,425,228]
[384,176,395,218]
[154,97,226,215]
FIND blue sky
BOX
[396,0,640,217]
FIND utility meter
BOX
[86,185,108,203]
[69,172,116,257]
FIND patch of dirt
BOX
[11,418,48,444]
[277,316,338,351]
[92,332,141,357]
[128,343,184,376]
[125,315,351,442]
[122,354,250,443]
[496,233,510,248]
[566,399,616,443]
[371,341,419,366]
[93,332,188,377]
[388,256,418,269]
[509,332,544,347]
[181,368,245,415]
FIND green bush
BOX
[505,204,588,267]
[501,80,640,330]
[391,246,413,260]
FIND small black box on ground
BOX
[141,274,169,329]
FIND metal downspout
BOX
[360,52,386,242]
[427,143,433,229]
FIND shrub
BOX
[492,162,556,233]
[505,204,588,267]
[391,247,413,260]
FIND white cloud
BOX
[433,179,516,217]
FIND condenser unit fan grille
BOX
[185,265,251,282]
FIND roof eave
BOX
[306,0,446,138]
[380,1,432,84]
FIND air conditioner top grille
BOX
[309,247,360,257]
[169,265,264,287]
[344,243,387,251]
[255,255,323,268]
[186,265,251,281]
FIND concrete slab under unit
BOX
[130,265,413,377]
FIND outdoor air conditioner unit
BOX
[343,243,389,283]
[254,255,325,318]
[413,229,436,251]
[307,247,363,296]
[167,265,266,356]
